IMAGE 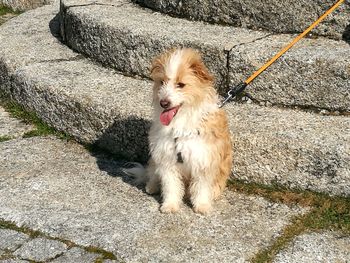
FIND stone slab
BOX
[132,0,350,40]
[0,106,34,139]
[0,137,306,262]
[0,260,29,263]
[229,34,350,111]
[60,0,267,93]
[14,238,67,261]
[0,229,29,251]
[51,247,99,263]
[273,231,350,263]
[59,0,350,111]
[0,0,52,11]
[0,4,349,196]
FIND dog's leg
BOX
[145,159,160,194]
[190,170,213,215]
[159,167,184,213]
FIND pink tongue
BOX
[160,107,178,126]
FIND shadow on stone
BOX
[343,23,350,44]
[86,116,160,200]
[49,13,63,41]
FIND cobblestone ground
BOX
[0,229,108,262]
[0,105,118,262]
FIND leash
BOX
[219,0,345,108]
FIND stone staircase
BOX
[132,0,350,39]
[0,0,349,197]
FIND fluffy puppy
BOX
[144,48,232,215]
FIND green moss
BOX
[0,135,12,142]
[0,219,118,260]
[0,98,71,140]
[228,179,350,263]
[0,5,21,16]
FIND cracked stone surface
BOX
[13,238,67,262]
[0,229,29,251]
[0,106,34,139]
[0,137,307,262]
[133,0,350,40]
[273,231,350,263]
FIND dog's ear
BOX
[150,57,163,81]
[190,56,214,84]
[150,49,175,81]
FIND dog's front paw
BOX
[160,202,180,213]
[193,203,212,215]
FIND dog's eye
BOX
[161,80,166,85]
[176,82,185,89]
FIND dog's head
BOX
[150,48,215,126]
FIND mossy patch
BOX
[0,5,21,25]
[0,96,71,140]
[228,179,350,263]
[0,135,12,142]
[0,5,21,16]
[0,219,118,261]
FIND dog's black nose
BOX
[160,99,170,109]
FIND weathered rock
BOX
[132,0,350,40]
[13,238,67,261]
[0,137,306,262]
[59,0,350,111]
[51,247,99,263]
[273,231,350,263]
[0,0,52,11]
[229,34,350,111]
[0,106,34,139]
[226,104,350,196]
[60,0,267,93]
[0,259,29,263]
[0,5,349,196]
[0,229,29,251]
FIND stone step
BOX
[0,0,53,11]
[60,0,350,112]
[0,136,307,262]
[132,0,350,40]
[0,4,349,196]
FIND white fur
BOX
[166,49,183,79]
[126,49,230,214]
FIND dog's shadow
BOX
[87,117,162,203]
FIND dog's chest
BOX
[175,136,208,166]
[151,130,209,169]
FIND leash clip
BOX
[219,82,248,108]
